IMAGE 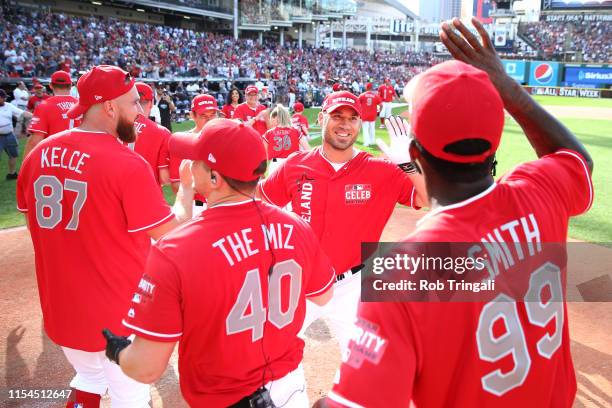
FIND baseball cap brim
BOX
[168,132,201,161]
[193,106,219,114]
[66,102,89,119]
[325,103,361,116]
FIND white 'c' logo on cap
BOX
[94,95,102,100]
[208,153,216,163]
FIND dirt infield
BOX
[1,208,610,407]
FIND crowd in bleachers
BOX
[0,7,441,93]
[520,20,611,63]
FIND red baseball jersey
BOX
[328,150,593,408]
[234,102,267,135]
[378,84,395,102]
[16,129,173,351]
[28,95,81,137]
[133,116,170,185]
[222,103,237,119]
[123,200,335,407]
[263,126,302,160]
[27,94,50,111]
[358,91,383,121]
[259,147,417,274]
[291,113,309,138]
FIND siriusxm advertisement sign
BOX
[565,67,612,86]
[502,60,527,83]
[528,61,561,87]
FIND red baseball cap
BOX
[135,82,154,101]
[191,94,219,113]
[34,84,44,90]
[169,119,266,182]
[365,83,373,90]
[51,70,72,85]
[322,91,362,117]
[406,60,504,164]
[67,65,135,119]
[293,102,304,112]
[245,85,259,95]
[332,83,342,92]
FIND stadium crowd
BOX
[520,20,612,62]
[0,7,440,94]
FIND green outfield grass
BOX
[1,96,610,243]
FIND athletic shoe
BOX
[6,172,18,180]
[379,125,385,129]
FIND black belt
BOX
[336,264,365,282]
[228,387,273,408]
[272,158,278,162]
[194,200,205,207]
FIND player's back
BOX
[133,115,170,183]
[17,129,171,350]
[263,126,301,159]
[330,150,593,408]
[396,151,592,407]
[29,95,80,137]
[154,200,333,406]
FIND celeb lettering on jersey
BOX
[345,184,372,205]
[40,147,90,175]
[212,223,295,266]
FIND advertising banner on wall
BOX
[502,60,528,83]
[528,61,561,87]
[564,66,612,87]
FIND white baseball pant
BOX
[361,121,376,146]
[62,346,150,407]
[299,270,361,354]
[265,363,309,407]
[380,102,393,119]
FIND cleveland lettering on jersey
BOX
[212,223,295,266]
[40,146,90,174]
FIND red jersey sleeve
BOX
[500,149,593,216]
[386,162,417,208]
[28,103,49,135]
[157,128,170,169]
[303,226,335,297]
[328,301,418,408]
[122,158,173,232]
[169,155,181,182]
[122,245,183,341]
[16,156,31,212]
[258,160,291,207]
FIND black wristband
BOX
[398,162,417,174]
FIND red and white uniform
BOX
[28,95,80,137]
[132,115,170,185]
[234,102,267,135]
[27,94,50,111]
[358,91,382,146]
[263,126,302,160]
[222,103,237,119]
[123,200,335,407]
[259,147,417,351]
[17,129,173,351]
[377,84,395,118]
[329,150,593,408]
[291,113,309,139]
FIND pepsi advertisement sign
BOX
[528,61,561,87]
[565,67,612,86]
[502,60,527,83]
